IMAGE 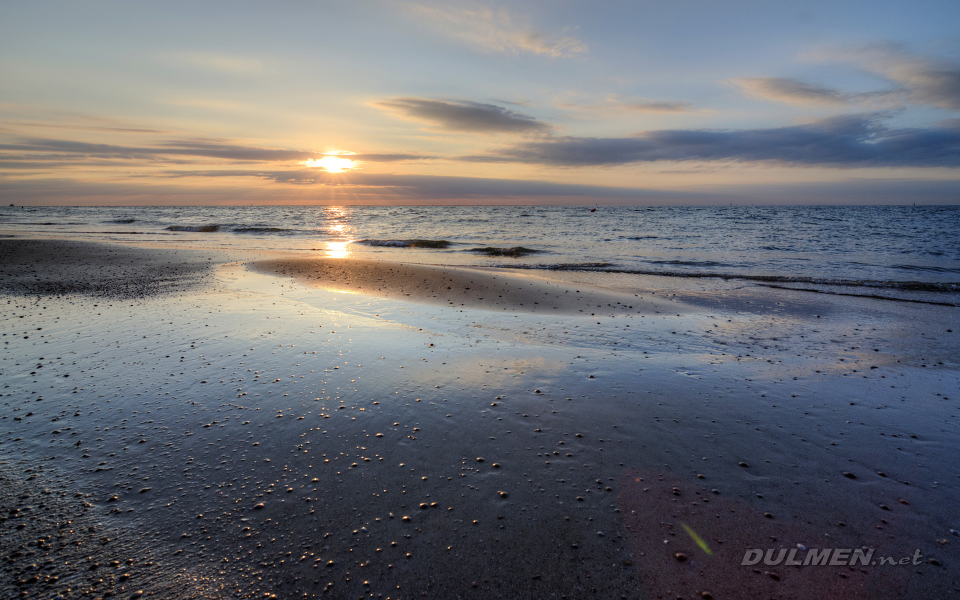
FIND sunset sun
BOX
[304,152,360,173]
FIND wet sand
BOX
[2,239,959,599]
[250,257,685,316]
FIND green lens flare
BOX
[680,521,713,556]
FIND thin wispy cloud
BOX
[732,78,875,107]
[559,94,696,116]
[735,44,960,111]
[460,115,960,167]
[820,43,960,111]
[158,169,660,200]
[163,52,266,74]
[372,98,552,134]
[166,98,251,112]
[1,120,167,135]
[407,4,587,58]
[0,138,433,166]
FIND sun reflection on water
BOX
[319,207,353,258]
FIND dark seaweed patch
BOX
[468,246,540,257]
[232,227,294,234]
[356,239,452,249]
[166,225,221,233]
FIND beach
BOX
[2,237,958,599]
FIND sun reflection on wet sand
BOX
[324,240,351,259]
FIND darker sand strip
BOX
[251,257,683,316]
[0,239,224,298]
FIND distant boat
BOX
[590,208,596,212]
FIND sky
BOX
[1,0,959,205]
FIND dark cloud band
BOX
[465,115,960,167]
[372,98,551,134]
[0,138,432,163]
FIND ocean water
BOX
[2,205,958,302]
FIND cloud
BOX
[164,52,266,74]
[460,115,960,167]
[407,4,587,57]
[1,120,168,134]
[616,100,694,113]
[736,44,960,111]
[372,98,552,134]
[155,168,686,201]
[0,137,433,164]
[732,77,870,106]
[559,94,695,116]
[824,44,960,111]
[6,172,959,206]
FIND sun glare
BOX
[304,151,360,173]
[324,240,351,259]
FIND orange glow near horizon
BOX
[304,151,361,173]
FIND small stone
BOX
[898,499,910,505]
[139,488,151,493]
[621,559,633,566]
[764,513,774,519]
[928,558,941,566]
[476,457,484,462]
[842,472,857,479]
[674,553,687,562]
[498,491,508,498]
[769,572,780,581]
[402,515,411,522]
[738,462,749,468]
[492,463,500,468]
[701,593,714,600]
[253,503,265,510]
[697,474,705,479]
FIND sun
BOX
[304,151,360,173]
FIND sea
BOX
[2,204,958,304]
